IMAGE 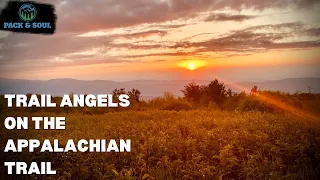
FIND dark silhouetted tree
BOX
[112,88,126,98]
[250,86,258,95]
[112,88,126,104]
[227,88,233,97]
[181,82,203,104]
[127,88,141,103]
[204,79,227,109]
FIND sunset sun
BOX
[188,63,195,71]
[178,60,207,71]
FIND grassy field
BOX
[1,110,320,180]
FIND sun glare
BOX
[178,60,207,71]
[189,63,195,71]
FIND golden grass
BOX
[1,110,319,179]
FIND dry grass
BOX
[1,110,320,179]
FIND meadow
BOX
[1,79,320,179]
[1,110,320,180]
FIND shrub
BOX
[161,100,192,111]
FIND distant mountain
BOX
[0,77,319,98]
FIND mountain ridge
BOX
[0,77,319,97]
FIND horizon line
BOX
[0,76,319,83]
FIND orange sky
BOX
[0,0,319,81]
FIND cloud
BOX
[1,0,319,34]
[118,51,195,59]
[0,30,166,67]
[170,22,320,53]
[1,0,320,74]
[120,30,168,39]
[204,13,257,22]
[0,57,139,73]
[0,33,113,63]
[244,22,305,32]
[150,23,193,30]
[51,0,320,33]
[79,29,169,39]
[182,33,217,41]
[303,28,320,37]
[2,21,320,69]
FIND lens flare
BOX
[213,75,320,123]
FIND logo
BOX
[18,3,37,22]
[0,1,56,35]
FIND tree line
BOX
[0,79,319,115]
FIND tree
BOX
[204,79,227,109]
[127,88,141,103]
[250,86,258,95]
[181,82,203,104]
[112,88,126,98]
[163,91,175,101]
[227,88,233,97]
[112,88,126,103]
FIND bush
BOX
[161,100,192,111]
[236,97,274,112]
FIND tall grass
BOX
[1,110,319,179]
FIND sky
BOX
[0,0,319,82]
